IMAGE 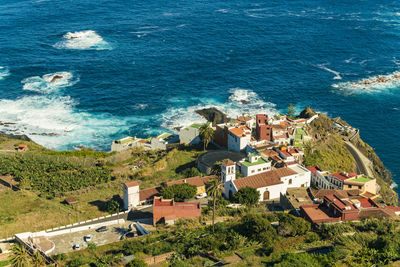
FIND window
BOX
[263,168,266,170]
[251,170,255,173]
[348,185,352,189]
[289,179,292,185]
[258,169,261,172]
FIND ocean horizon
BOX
[0,0,399,190]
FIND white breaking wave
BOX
[0,95,138,150]
[332,70,400,94]
[317,64,342,80]
[0,66,10,80]
[22,72,78,93]
[53,30,112,50]
[161,88,277,130]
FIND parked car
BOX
[96,226,108,232]
[84,235,92,242]
[196,192,207,199]
[73,244,80,250]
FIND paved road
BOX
[46,206,153,233]
[344,141,374,177]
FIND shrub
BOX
[160,183,197,202]
[237,213,277,244]
[127,258,147,267]
[277,213,311,237]
[233,187,260,206]
[181,167,201,178]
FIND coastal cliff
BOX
[301,108,398,204]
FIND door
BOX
[263,191,270,200]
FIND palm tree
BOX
[31,251,44,267]
[199,123,214,151]
[206,178,223,234]
[9,243,31,267]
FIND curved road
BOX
[344,141,374,178]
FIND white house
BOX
[222,164,311,202]
[239,153,271,177]
[227,125,251,152]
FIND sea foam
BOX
[0,95,136,150]
[332,70,400,95]
[53,30,112,50]
[0,66,10,80]
[22,72,78,94]
[161,88,277,130]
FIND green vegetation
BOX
[348,176,372,183]
[57,205,400,267]
[233,187,260,206]
[241,157,268,167]
[160,183,197,202]
[0,260,9,267]
[287,103,295,119]
[0,153,111,197]
[206,178,223,233]
[199,123,214,151]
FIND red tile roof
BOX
[139,187,161,202]
[307,166,321,175]
[233,168,296,190]
[229,126,251,138]
[125,181,139,187]
[331,172,356,181]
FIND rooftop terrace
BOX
[242,157,268,167]
[348,176,373,183]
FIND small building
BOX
[236,115,255,129]
[255,114,272,141]
[300,193,400,224]
[343,175,377,194]
[280,187,314,211]
[16,144,28,152]
[179,123,202,145]
[153,197,201,226]
[228,125,252,152]
[240,153,271,177]
[64,197,78,206]
[123,181,140,210]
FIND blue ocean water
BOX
[0,0,399,186]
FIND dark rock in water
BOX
[240,100,251,105]
[195,107,230,126]
[50,75,63,83]
[299,107,316,119]
[0,132,32,141]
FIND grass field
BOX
[0,145,205,238]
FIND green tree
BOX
[238,213,277,244]
[160,183,197,202]
[127,258,147,267]
[234,187,260,206]
[31,251,44,267]
[199,123,214,151]
[277,213,311,237]
[287,103,295,119]
[106,199,120,214]
[206,178,223,234]
[9,244,31,267]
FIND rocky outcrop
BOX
[50,75,63,83]
[195,107,230,126]
[0,133,31,141]
[299,107,316,119]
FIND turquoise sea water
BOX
[0,0,399,187]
